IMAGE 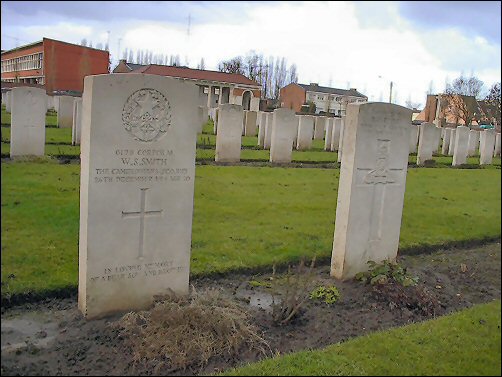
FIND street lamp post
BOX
[378,75,393,103]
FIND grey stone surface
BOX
[452,126,469,166]
[215,104,243,162]
[270,108,297,163]
[57,96,75,128]
[78,74,199,319]
[296,115,314,150]
[416,122,437,165]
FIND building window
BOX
[1,52,44,73]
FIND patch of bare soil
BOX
[1,242,500,376]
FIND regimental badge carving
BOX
[122,88,171,142]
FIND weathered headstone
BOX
[270,108,297,163]
[330,118,342,152]
[331,103,412,280]
[467,130,480,156]
[494,133,501,157]
[244,110,258,136]
[337,117,345,163]
[324,118,333,151]
[215,104,243,162]
[434,126,442,154]
[78,74,200,319]
[6,91,12,113]
[313,116,326,140]
[441,128,451,155]
[263,112,274,149]
[452,126,469,166]
[198,106,208,133]
[416,122,437,165]
[57,95,75,128]
[409,125,419,154]
[257,112,267,147]
[479,130,496,165]
[448,128,456,156]
[10,87,46,157]
[296,115,314,150]
[72,98,83,146]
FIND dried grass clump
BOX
[112,288,270,373]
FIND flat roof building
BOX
[1,38,110,94]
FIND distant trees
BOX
[120,48,182,66]
[443,74,485,127]
[405,96,422,110]
[485,82,501,111]
[218,51,299,99]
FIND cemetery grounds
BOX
[1,108,501,375]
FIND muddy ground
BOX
[1,241,500,376]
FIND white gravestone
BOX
[6,91,12,113]
[72,98,83,146]
[244,110,258,136]
[452,126,469,166]
[78,74,199,319]
[314,116,326,140]
[467,130,480,157]
[409,125,419,154]
[263,112,274,149]
[416,122,437,165]
[493,133,501,157]
[479,130,496,165]
[257,112,267,147]
[337,117,345,163]
[331,102,412,280]
[296,115,314,150]
[215,104,243,162]
[293,115,300,144]
[57,95,75,128]
[434,126,442,154]
[330,118,342,152]
[198,106,208,133]
[270,108,297,163]
[10,87,46,157]
[448,128,456,156]
[441,128,451,155]
[213,108,219,135]
[324,118,334,151]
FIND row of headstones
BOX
[413,123,501,166]
[212,106,348,163]
[210,105,502,164]
[76,73,426,319]
[7,87,83,157]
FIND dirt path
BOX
[1,242,500,376]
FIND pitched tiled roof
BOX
[126,63,146,71]
[298,83,367,98]
[131,64,260,87]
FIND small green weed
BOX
[309,285,340,305]
[355,260,418,287]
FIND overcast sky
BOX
[2,1,500,107]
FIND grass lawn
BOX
[222,300,501,376]
[1,160,500,299]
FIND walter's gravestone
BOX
[452,126,469,166]
[78,74,200,319]
[10,87,46,157]
[57,95,75,128]
[416,122,437,165]
[215,104,243,162]
[331,102,412,280]
[296,115,314,150]
[270,108,297,163]
[72,98,83,146]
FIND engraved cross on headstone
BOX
[122,188,163,260]
[356,139,405,254]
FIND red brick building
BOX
[113,60,261,111]
[1,38,109,94]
